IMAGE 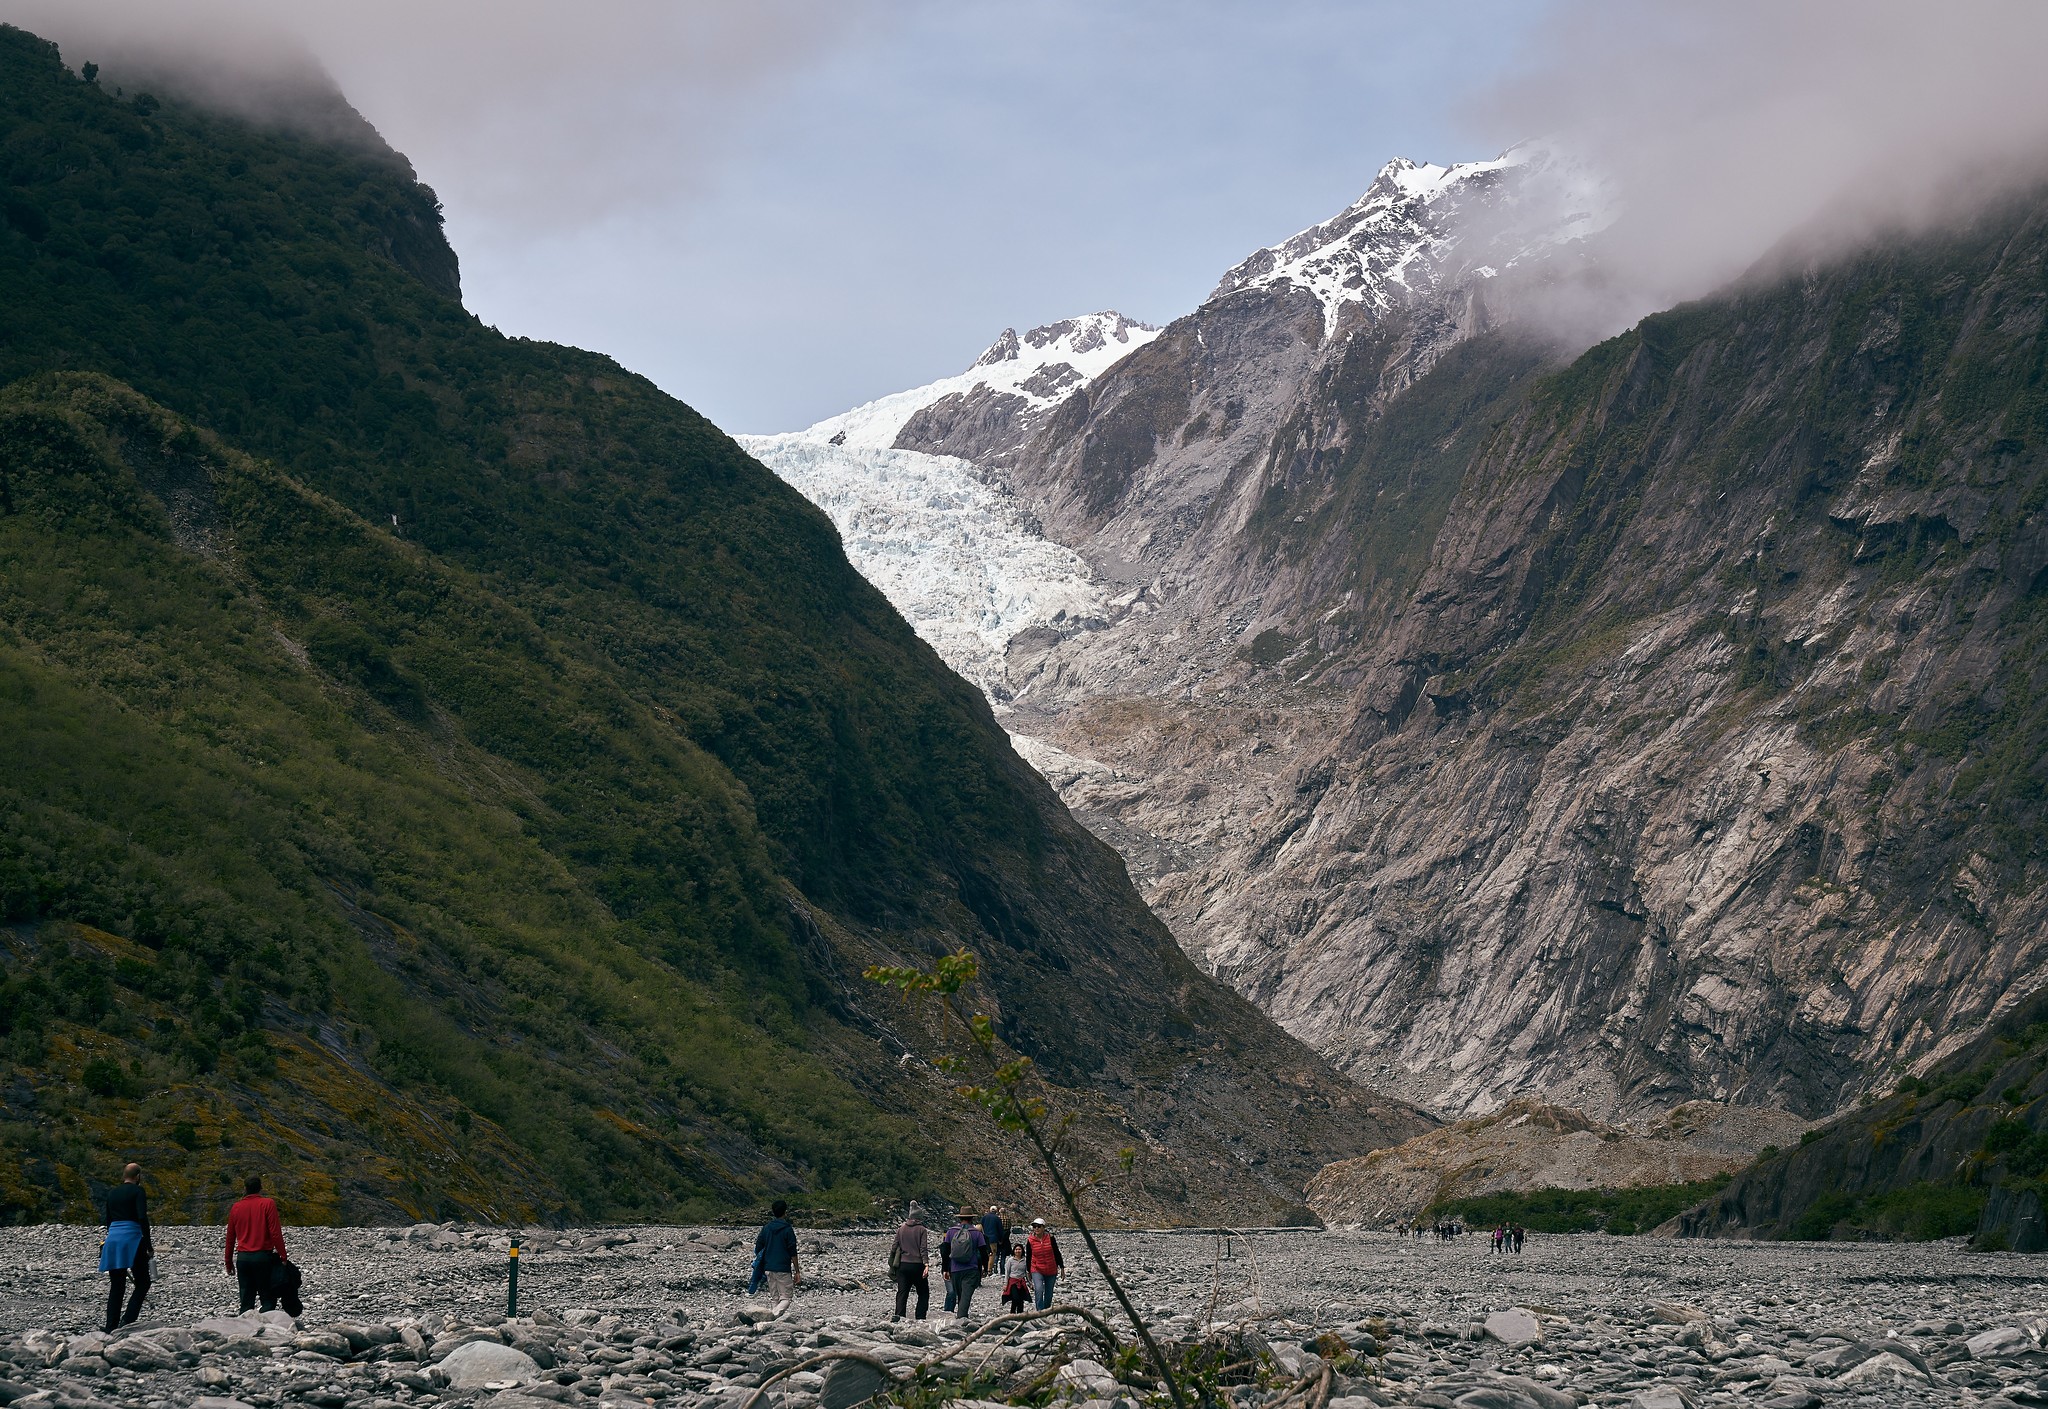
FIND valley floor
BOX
[1,1225,2044,1407]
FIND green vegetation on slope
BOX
[1433,1176,1731,1236]
[0,373,930,1222]
[1679,999,2048,1248]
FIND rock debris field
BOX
[2,1226,2045,1409]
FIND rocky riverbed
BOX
[1,1225,2044,1409]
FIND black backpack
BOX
[268,1258,304,1318]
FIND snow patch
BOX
[1208,144,1615,335]
[797,311,1158,451]
[740,434,1103,697]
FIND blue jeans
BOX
[1031,1271,1056,1310]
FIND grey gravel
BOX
[1,1225,2044,1409]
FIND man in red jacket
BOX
[224,1174,288,1312]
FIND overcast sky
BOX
[10,2,2048,433]
[434,1,1555,432]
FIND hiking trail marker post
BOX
[507,1237,521,1316]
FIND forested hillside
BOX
[0,25,1423,1225]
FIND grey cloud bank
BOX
[1486,0,2048,345]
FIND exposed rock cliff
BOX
[1171,191,2048,1122]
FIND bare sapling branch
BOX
[866,950,1193,1409]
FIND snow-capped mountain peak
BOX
[798,310,1159,451]
[1208,144,1613,335]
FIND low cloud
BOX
[0,0,899,223]
[1479,0,2048,342]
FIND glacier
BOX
[737,433,1103,699]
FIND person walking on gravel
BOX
[981,1205,1009,1277]
[1001,1242,1030,1314]
[1025,1217,1064,1310]
[942,1209,987,1319]
[224,1174,288,1313]
[889,1204,931,1321]
[100,1162,153,1331]
[754,1199,801,1316]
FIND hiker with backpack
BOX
[887,1204,931,1321]
[941,1208,987,1319]
[754,1200,801,1316]
[1024,1217,1064,1310]
[224,1174,288,1313]
[99,1163,153,1332]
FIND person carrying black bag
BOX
[224,1174,289,1313]
[99,1163,153,1332]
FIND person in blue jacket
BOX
[979,1205,1009,1277]
[753,1200,801,1316]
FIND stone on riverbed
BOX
[1627,1387,1694,1409]
[1835,1349,1930,1385]
[1969,1325,2038,1359]
[1481,1308,1541,1347]
[440,1340,542,1387]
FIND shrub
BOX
[1985,1117,2030,1155]
[1788,1180,1986,1241]
[80,1057,126,1097]
[1435,1175,1733,1235]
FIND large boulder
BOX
[439,1341,541,1389]
[1482,1309,1542,1347]
[101,1336,177,1372]
[1967,1326,2037,1361]
[1836,1353,1929,1387]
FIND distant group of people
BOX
[1407,1217,1527,1253]
[751,1199,1066,1322]
[96,1166,296,1331]
[883,1202,1065,1321]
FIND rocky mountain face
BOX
[778,145,2048,1145]
[1307,1097,1808,1228]
[1153,191,2048,1125]
[0,25,1428,1225]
